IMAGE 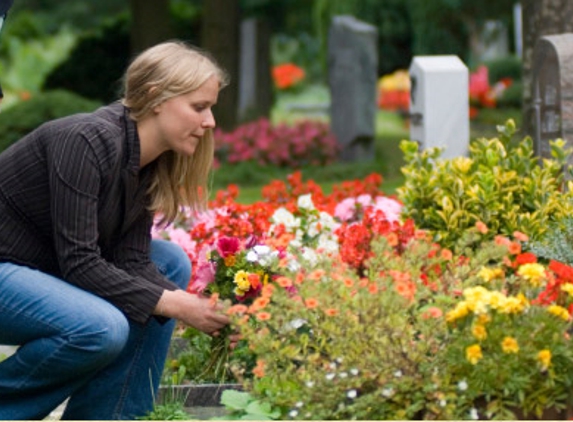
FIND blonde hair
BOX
[121,41,228,224]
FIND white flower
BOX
[469,408,479,420]
[289,318,307,329]
[253,244,271,256]
[350,368,359,376]
[439,399,447,407]
[297,194,315,210]
[325,373,336,381]
[246,250,258,262]
[271,207,299,230]
[295,401,304,408]
[381,387,394,398]
[317,237,339,254]
[394,370,403,378]
[305,381,315,388]
[339,372,348,378]
[289,409,298,418]
[301,247,318,266]
[347,389,358,399]
[458,380,468,391]
[307,221,320,237]
[287,258,301,272]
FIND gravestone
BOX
[408,55,469,159]
[237,18,273,122]
[328,15,378,162]
[531,33,573,162]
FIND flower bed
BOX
[153,122,573,420]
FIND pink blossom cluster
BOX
[214,118,340,167]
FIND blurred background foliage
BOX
[0,0,522,201]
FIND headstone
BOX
[237,18,273,122]
[477,20,509,63]
[408,55,469,158]
[328,15,378,162]
[531,33,573,161]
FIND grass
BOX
[212,84,521,204]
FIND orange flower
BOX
[305,298,319,309]
[395,280,416,301]
[276,276,293,288]
[508,241,521,255]
[224,255,236,267]
[343,278,354,288]
[272,63,305,90]
[309,269,325,281]
[295,272,305,285]
[368,283,379,294]
[249,297,270,313]
[261,284,275,298]
[256,311,271,321]
[252,359,266,378]
[414,229,428,240]
[475,221,488,234]
[386,232,399,247]
[248,273,261,290]
[440,248,453,261]
[421,306,443,319]
[324,308,338,316]
[227,304,248,315]
[513,231,529,242]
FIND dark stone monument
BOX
[237,18,273,122]
[328,15,378,162]
[531,33,573,161]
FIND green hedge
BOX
[0,90,102,152]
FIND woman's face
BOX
[152,75,219,157]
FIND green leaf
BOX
[220,390,252,410]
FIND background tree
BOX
[521,0,573,137]
[129,0,174,55]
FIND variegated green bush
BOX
[397,120,573,250]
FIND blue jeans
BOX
[0,239,191,420]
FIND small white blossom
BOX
[350,368,359,376]
[295,401,304,408]
[246,250,258,262]
[289,409,298,418]
[271,208,299,230]
[329,362,337,369]
[305,381,314,388]
[394,370,403,378]
[287,258,301,272]
[347,389,358,399]
[381,387,394,398]
[339,372,348,378]
[289,319,307,329]
[458,380,468,391]
[335,357,344,364]
[297,194,315,210]
[469,408,479,420]
[439,399,447,408]
[325,373,336,381]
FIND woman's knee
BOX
[150,239,191,290]
[67,307,130,368]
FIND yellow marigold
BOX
[466,344,483,365]
[517,263,546,287]
[477,313,491,325]
[463,286,491,314]
[501,337,519,354]
[537,349,551,370]
[234,270,251,291]
[497,295,527,314]
[446,301,471,322]
[472,324,487,341]
[224,255,236,267]
[478,267,504,282]
[562,283,573,296]
[548,305,570,321]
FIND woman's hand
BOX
[155,289,230,335]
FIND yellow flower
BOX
[466,344,483,365]
[562,283,573,296]
[497,295,528,314]
[517,263,546,287]
[501,337,519,354]
[234,270,251,291]
[234,286,247,296]
[471,324,487,341]
[537,349,551,370]
[477,267,504,282]
[446,301,471,322]
[548,305,570,321]
[463,286,491,314]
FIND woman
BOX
[0,41,231,420]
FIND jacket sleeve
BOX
[46,125,174,324]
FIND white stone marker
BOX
[408,55,469,159]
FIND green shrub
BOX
[0,90,102,152]
[397,120,573,251]
[484,55,522,84]
[528,216,573,265]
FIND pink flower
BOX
[216,236,241,258]
[334,198,357,222]
[373,197,402,223]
